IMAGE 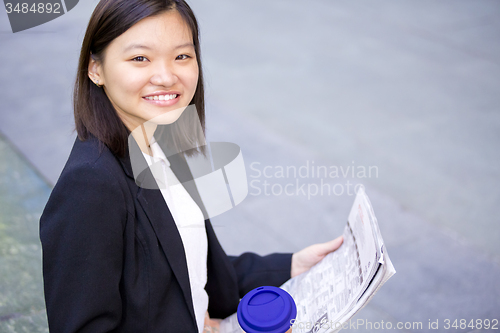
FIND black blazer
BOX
[40,134,292,333]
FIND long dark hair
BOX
[73,0,205,158]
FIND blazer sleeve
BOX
[40,160,128,333]
[228,252,292,298]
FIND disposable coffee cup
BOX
[237,286,297,333]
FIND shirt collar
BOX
[142,140,171,167]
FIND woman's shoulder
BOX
[58,134,127,179]
[64,134,121,171]
[51,135,130,199]
[42,135,131,223]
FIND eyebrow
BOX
[123,42,195,53]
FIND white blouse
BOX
[142,140,208,333]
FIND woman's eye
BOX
[176,54,191,60]
[132,56,148,62]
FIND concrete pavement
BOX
[0,133,49,332]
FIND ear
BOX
[88,54,104,86]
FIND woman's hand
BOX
[204,311,221,333]
[290,236,343,278]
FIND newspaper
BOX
[219,187,396,333]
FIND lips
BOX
[143,91,181,98]
[144,94,178,101]
[142,91,181,107]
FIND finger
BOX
[317,236,343,254]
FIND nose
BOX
[150,63,178,87]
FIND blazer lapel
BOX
[118,135,197,325]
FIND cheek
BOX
[183,63,199,94]
[108,66,148,96]
[189,74,199,93]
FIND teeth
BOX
[145,94,177,101]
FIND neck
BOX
[130,122,158,157]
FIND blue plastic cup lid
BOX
[237,286,297,333]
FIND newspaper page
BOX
[219,188,395,333]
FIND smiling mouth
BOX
[143,94,179,101]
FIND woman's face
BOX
[88,10,199,131]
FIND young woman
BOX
[39,0,343,332]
